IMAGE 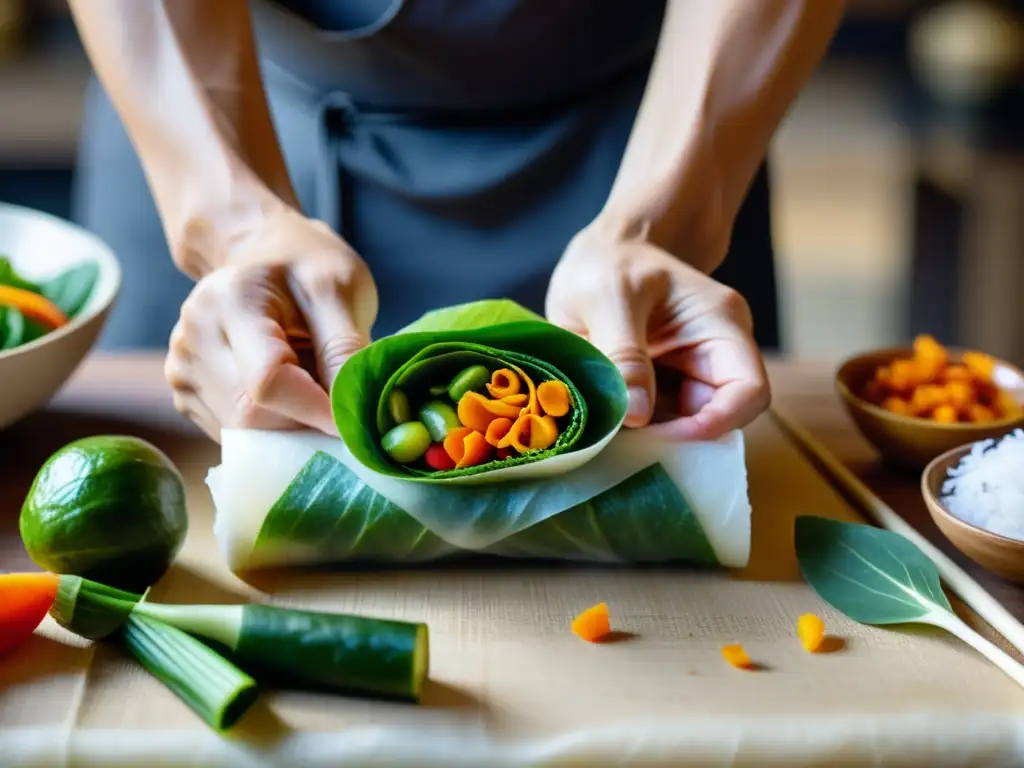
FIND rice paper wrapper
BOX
[206,300,752,572]
[208,428,751,571]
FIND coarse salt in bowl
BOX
[942,429,1024,541]
[922,434,1024,582]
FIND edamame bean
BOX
[419,401,462,442]
[381,422,432,464]
[448,365,490,403]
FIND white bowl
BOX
[0,203,121,430]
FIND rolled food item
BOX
[208,300,751,572]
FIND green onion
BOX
[51,575,139,640]
[122,614,258,731]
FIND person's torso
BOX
[254,0,667,111]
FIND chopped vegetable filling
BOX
[378,361,577,472]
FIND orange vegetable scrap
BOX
[443,427,493,469]
[862,335,1022,424]
[571,602,611,643]
[457,391,524,432]
[0,572,61,655]
[0,286,67,330]
[537,380,572,417]
[721,643,755,670]
[486,369,521,399]
[498,413,559,454]
[797,613,825,653]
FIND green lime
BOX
[19,435,188,592]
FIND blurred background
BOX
[1,0,1023,362]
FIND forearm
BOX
[67,0,296,277]
[597,0,845,272]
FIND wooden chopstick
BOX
[770,405,1024,656]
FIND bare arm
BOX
[67,0,297,278]
[596,0,846,272]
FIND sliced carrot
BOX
[457,392,523,432]
[0,286,67,330]
[498,413,559,454]
[571,602,611,643]
[485,417,513,448]
[485,369,521,399]
[456,430,493,469]
[797,613,825,653]
[0,572,61,655]
[443,426,474,464]
[537,380,571,417]
[442,427,493,469]
[721,643,754,670]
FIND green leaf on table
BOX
[42,261,100,318]
[795,515,1024,691]
[795,515,952,624]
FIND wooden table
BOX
[2,351,1023,621]
[6,352,1024,765]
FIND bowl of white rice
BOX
[922,431,1024,582]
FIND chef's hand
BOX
[546,225,770,440]
[164,207,378,442]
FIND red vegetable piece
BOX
[497,447,514,460]
[424,442,456,471]
[0,572,61,655]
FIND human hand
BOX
[546,226,770,441]
[164,207,378,442]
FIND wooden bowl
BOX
[922,443,1024,583]
[836,347,1024,471]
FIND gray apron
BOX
[72,0,779,350]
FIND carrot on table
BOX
[721,643,755,670]
[0,572,60,655]
[571,602,611,643]
[797,613,826,653]
[0,286,67,330]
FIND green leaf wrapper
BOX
[208,300,752,570]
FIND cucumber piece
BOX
[447,364,490,403]
[235,605,430,701]
[419,401,461,442]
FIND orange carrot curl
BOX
[571,602,611,643]
[0,572,61,655]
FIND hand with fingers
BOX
[164,208,378,442]
[546,225,771,441]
